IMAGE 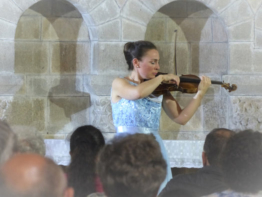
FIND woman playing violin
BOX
[111,41,211,192]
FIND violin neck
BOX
[179,77,223,85]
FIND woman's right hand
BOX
[161,74,180,85]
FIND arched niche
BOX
[9,0,91,138]
[145,1,229,140]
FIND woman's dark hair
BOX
[124,41,157,70]
[67,125,105,197]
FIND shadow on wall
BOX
[12,0,91,137]
[145,1,229,139]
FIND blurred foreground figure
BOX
[0,121,18,165]
[88,133,167,197]
[67,125,105,197]
[207,130,262,197]
[160,128,235,197]
[0,154,74,197]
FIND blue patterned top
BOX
[111,81,163,130]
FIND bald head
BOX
[1,154,67,197]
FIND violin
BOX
[150,30,237,97]
[151,72,237,97]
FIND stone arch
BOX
[121,0,254,41]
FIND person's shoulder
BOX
[87,192,107,197]
[112,77,129,86]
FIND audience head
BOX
[203,128,235,167]
[68,125,105,197]
[0,121,18,165]
[98,133,167,197]
[1,153,74,197]
[221,130,262,194]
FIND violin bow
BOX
[174,30,178,75]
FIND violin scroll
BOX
[221,83,237,92]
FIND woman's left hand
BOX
[198,76,211,95]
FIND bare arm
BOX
[162,76,211,125]
[111,74,180,102]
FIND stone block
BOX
[22,0,52,16]
[145,18,166,41]
[51,0,82,18]
[91,19,120,41]
[90,96,115,133]
[13,0,37,12]
[0,74,25,95]
[92,42,128,75]
[115,0,127,8]
[191,43,228,74]
[27,75,84,97]
[122,0,153,26]
[15,42,48,74]
[140,0,172,12]
[42,18,89,41]
[256,5,262,30]
[0,0,22,23]
[212,18,228,42]
[0,19,16,39]
[246,0,262,13]
[229,43,253,74]
[209,0,235,13]
[90,0,120,25]
[0,42,15,72]
[48,96,90,133]
[154,43,190,75]
[187,1,214,17]
[158,1,188,18]
[122,19,146,41]
[253,49,262,72]
[220,0,253,26]
[228,20,254,41]
[15,16,41,40]
[77,0,105,12]
[50,42,90,74]
[255,29,262,48]
[228,96,262,131]
[84,75,116,96]
[0,96,46,132]
[202,96,228,131]
[166,18,212,42]
[160,94,203,132]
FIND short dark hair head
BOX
[124,41,157,71]
[221,130,262,194]
[98,133,167,197]
[68,125,105,197]
[203,128,235,167]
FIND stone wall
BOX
[0,0,261,141]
